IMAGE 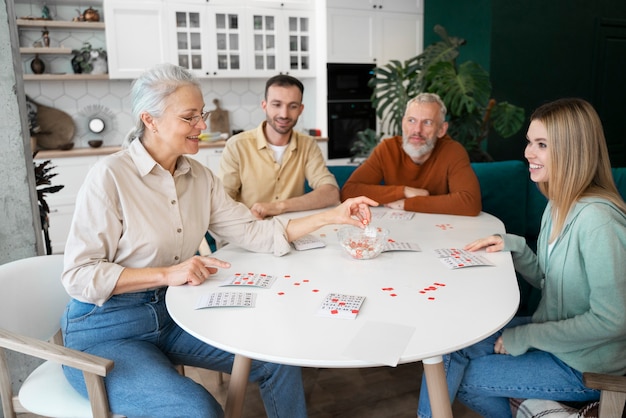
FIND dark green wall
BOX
[424,0,626,165]
[424,0,492,71]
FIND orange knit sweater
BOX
[341,135,482,216]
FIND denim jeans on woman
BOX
[417,316,599,418]
[62,287,307,418]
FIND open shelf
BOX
[16,19,105,30]
[23,73,109,81]
[20,47,73,54]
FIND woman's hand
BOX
[464,234,504,253]
[166,255,231,286]
[494,336,509,355]
[331,196,379,228]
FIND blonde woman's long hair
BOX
[531,98,626,241]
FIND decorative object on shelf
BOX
[71,42,107,74]
[26,95,76,150]
[41,4,51,20]
[88,139,103,148]
[42,28,50,47]
[209,99,230,135]
[77,104,117,147]
[30,54,45,74]
[82,7,100,22]
[72,9,85,22]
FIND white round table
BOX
[167,208,520,417]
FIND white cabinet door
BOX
[46,205,75,254]
[187,147,224,174]
[376,11,422,66]
[166,4,248,77]
[327,9,374,63]
[327,0,421,13]
[246,0,314,10]
[248,8,314,77]
[104,0,171,79]
[327,0,423,66]
[35,155,99,253]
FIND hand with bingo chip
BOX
[464,234,504,253]
[342,196,379,227]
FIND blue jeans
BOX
[417,317,599,418]
[61,288,307,418]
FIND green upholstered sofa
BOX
[326,161,626,315]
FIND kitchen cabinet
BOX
[166,3,247,77]
[104,0,315,78]
[246,0,314,10]
[247,7,314,77]
[104,0,171,79]
[34,155,99,254]
[16,19,108,80]
[328,0,421,13]
[187,146,224,173]
[327,0,423,65]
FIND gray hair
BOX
[124,63,200,146]
[405,93,447,122]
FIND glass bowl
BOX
[337,226,389,260]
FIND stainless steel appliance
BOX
[327,63,376,159]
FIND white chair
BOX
[0,255,114,418]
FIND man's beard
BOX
[402,135,437,160]
[267,117,294,135]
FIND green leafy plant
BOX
[350,128,383,162]
[71,42,107,74]
[368,25,525,161]
[33,152,64,254]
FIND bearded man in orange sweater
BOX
[341,93,481,216]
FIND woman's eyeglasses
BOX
[176,111,211,127]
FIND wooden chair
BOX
[583,372,626,418]
[0,255,115,418]
[511,373,626,417]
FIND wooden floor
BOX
[22,363,481,417]
[184,363,481,418]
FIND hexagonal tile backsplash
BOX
[23,78,283,148]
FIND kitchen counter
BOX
[34,137,328,159]
[34,140,229,159]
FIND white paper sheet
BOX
[342,321,416,367]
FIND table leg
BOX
[422,356,453,418]
[224,354,252,418]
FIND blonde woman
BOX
[417,98,626,418]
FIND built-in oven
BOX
[327,101,376,159]
[327,63,377,159]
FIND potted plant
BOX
[71,42,108,74]
[33,152,64,254]
[350,128,383,162]
[367,25,525,161]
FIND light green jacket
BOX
[502,197,626,375]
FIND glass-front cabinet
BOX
[167,4,247,77]
[248,9,314,77]
[106,1,315,78]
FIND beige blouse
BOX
[62,139,290,306]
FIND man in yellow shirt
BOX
[219,75,339,219]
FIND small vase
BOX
[71,56,82,74]
[90,57,108,75]
[30,54,45,74]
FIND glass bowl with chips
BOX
[337,225,389,260]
